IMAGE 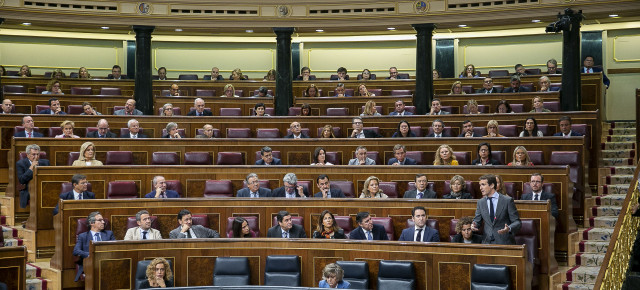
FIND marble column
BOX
[132,25,155,115]
[273,28,295,116]
[412,24,437,115]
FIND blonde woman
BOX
[434,144,458,165]
[530,96,551,113]
[360,100,381,117]
[359,176,388,199]
[220,84,240,97]
[508,146,534,166]
[72,142,103,166]
[357,84,374,96]
[448,81,465,95]
[443,175,472,199]
[139,258,173,288]
[55,120,80,138]
[484,120,505,137]
[230,68,247,80]
[467,99,480,114]
[78,67,91,79]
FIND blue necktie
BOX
[142,231,148,240]
[94,233,101,242]
[417,192,424,199]
[415,228,423,242]
[367,232,373,240]
[489,196,495,221]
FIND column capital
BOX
[132,25,155,34]
[412,23,437,33]
[273,27,295,35]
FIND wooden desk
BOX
[0,246,27,290]
[83,239,532,290]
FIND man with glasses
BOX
[271,173,309,198]
[124,210,162,240]
[403,174,437,199]
[86,119,117,138]
[285,121,309,138]
[476,77,500,93]
[350,211,389,240]
[53,174,95,215]
[145,176,180,198]
[73,211,115,281]
[350,117,382,138]
[236,173,271,197]
[546,59,560,74]
[428,98,450,115]
[521,173,558,219]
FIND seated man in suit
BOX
[255,146,282,165]
[472,174,521,244]
[554,116,584,137]
[514,64,527,76]
[124,210,162,240]
[187,98,213,116]
[350,211,389,240]
[389,100,413,116]
[331,67,349,81]
[285,121,309,138]
[210,67,224,81]
[155,66,167,80]
[388,144,417,166]
[114,99,144,116]
[73,211,115,281]
[145,176,180,198]
[348,146,376,165]
[398,206,440,242]
[2,99,13,114]
[108,65,127,79]
[546,59,560,74]
[458,120,482,137]
[502,75,531,93]
[196,124,216,139]
[17,144,50,208]
[403,174,437,199]
[426,119,450,138]
[451,216,483,243]
[267,210,307,238]
[236,173,271,197]
[39,97,66,115]
[386,66,399,80]
[350,117,382,138]
[521,173,559,219]
[295,66,316,81]
[14,116,43,138]
[476,77,501,93]
[428,98,450,115]
[53,174,95,215]
[271,173,309,198]
[86,119,117,138]
[314,174,346,198]
[251,86,273,98]
[333,83,351,97]
[120,119,148,138]
[582,55,610,88]
[169,209,220,239]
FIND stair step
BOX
[600,184,631,195]
[26,278,48,290]
[566,265,600,283]
[3,238,24,247]
[596,194,627,206]
[605,175,635,185]
[609,121,636,129]
[579,240,610,254]
[26,263,42,279]
[608,128,636,135]
[600,158,636,167]
[582,227,614,241]
[576,253,606,266]
[592,206,621,217]
[2,225,18,239]
[606,135,636,142]
[609,166,637,175]
[561,282,595,290]
[589,216,618,228]
[601,142,636,150]
[602,149,636,159]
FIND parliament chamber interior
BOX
[1,0,640,289]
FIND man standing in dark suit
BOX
[120,119,148,138]
[349,212,389,240]
[398,206,440,242]
[271,173,309,198]
[553,116,584,137]
[284,121,309,139]
[426,119,450,138]
[236,173,271,197]
[187,98,213,116]
[17,144,50,208]
[267,211,307,238]
[86,119,117,138]
[472,174,521,244]
[39,97,67,115]
[502,75,531,93]
[73,211,115,281]
[521,173,559,219]
[53,174,95,215]
[169,209,220,239]
[476,77,501,93]
[255,146,282,165]
[144,176,180,198]
[458,120,482,137]
[582,55,610,88]
[389,100,413,116]
[314,174,346,198]
[14,116,43,138]
[350,117,382,138]
[387,144,417,166]
[403,174,437,199]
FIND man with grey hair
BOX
[73,211,115,281]
[114,98,144,115]
[124,210,162,240]
[163,122,182,138]
[187,98,212,116]
[236,173,271,197]
[255,146,282,165]
[196,124,216,139]
[145,176,179,198]
[120,119,147,138]
[502,75,531,93]
[387,144,417,165]
[348,146,376,165]
[86,119,117,138]
[271,173,309,198]
[17,144,50,208]
[14,116,43,138]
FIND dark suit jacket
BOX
[353,130,382,138]
[442,192,473,199]
[271,186,310,198]
[313,188,346,198]
[86,130,117,138]
[398,227,440,242]
[349,224,389,240]
[120,133,148,139]
[426,132,451,138]
[429,110,450,115]
[471,158,502,165]
[108,75,128,79]
[521,191,559,219]
[73,230,115,281]
[312,229,346,239]
[473,193,521,244]
[17,158,50,208]
[187,110,213,116]
[329,75,349,80]
[295,75,317,80]
[14,130,44,138]
[457,132,482,137]
[236,187,271,197]
[553,131,583,137]
[387,157,417,165]
[583,67,610,87]
[451,233,483,243]
[255,158,282,165]
[285,133,310,139]
[144,190,180,198]
[475,88,501,94]
[53,191,95,215]
[389,111,414,116]
[502,86,532,93]
[391,131,417,138]
[403,190,437,199]
[267,224,307,238]
[39,109,67,115]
